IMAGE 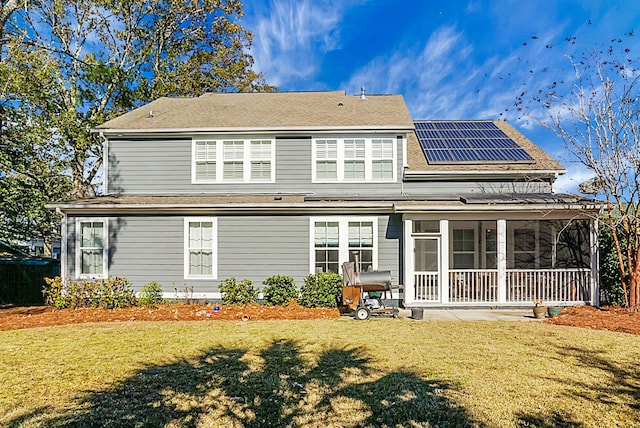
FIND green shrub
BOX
[219,277,258,305]
[42,276,136,309]
[299,272,343,308]
[262,275,298,306]
[139,282,165,306]
[43,276,70,309]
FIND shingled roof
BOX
[96,91,414,133]
[406,120,565,174]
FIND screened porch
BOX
[406,217,597,307]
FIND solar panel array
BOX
[414,121,534,164]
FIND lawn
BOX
[1,318,639,427]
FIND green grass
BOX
[1,319,639,427]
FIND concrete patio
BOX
[397,308,537,321]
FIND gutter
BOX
[403,169,566,181]
[92,125,416,136]
[45,202,396,215]
[393,202,603,213]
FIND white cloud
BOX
[247,0,358,88]
[553,163,594,194]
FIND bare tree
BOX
[519,40,640,309]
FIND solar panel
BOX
[414,120,534,164]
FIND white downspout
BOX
[57,208,67,283]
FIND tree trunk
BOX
[631,265,640,311]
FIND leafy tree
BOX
[516,34,640,309]
[0,0,274,248]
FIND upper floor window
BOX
[312,136,396,183]
[192,138,274,183]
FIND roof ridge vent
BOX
[359,86,367,101]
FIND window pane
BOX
[196,141,216,160]
[81,222,102,247]
[372,139,393,158]
[412,220,440,234]
[316,140,337,158]
[349,249,373,272]
[453,254,475,269]
[315,222,339,247]
[372,160,393,179]
[189,223,201,248]
[250,140,271,159]
[316,161,337,180]
[251,161,271,180]
[349,222,373,247]
[195,162,216,180]
[81,249,102,274]
[223,162,244,180]
[414,239,438,272]
[344,139,365,158]
[200,222,213,246]
[344,160,365,180]
[223,141,244,160]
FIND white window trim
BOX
[311,136,397,183]
[191,137,276,184]
[184,217,218,280]
[309,216,378,274]
[75,218,108,280]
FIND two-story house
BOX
[50,90,600,307]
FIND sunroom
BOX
[400,205,599,308]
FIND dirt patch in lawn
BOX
[0,303,340,331]
[2,304,640,334]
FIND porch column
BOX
[440,219,449,304]
[590,217,600,306]
[497,219,507,303]
[404,218,415,305]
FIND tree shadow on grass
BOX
[516,344,640,427]
[8,340,483,427]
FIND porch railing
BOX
[414,272,439,301]
[412,268,592,304]
[449,270,498,302]
[506,269,591,303]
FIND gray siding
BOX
[107,136,406,196]
[107,137,192,194]
[63,214,402,295]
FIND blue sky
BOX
[242,0,640,193]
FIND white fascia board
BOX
[393,202,602,213]
[403,169,566,180]
[48,202,395,215]
[93,125,415,136]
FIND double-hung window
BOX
[343,139,365,180]
[371,138,394,180]
[311,217,377,274]
[315,139,338,180]
[193,138,274,183]
[184,218,217,279]
[312,136,396,182]
[250,140,272,181]
[76,218,107,279]
[222,140,244,181]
